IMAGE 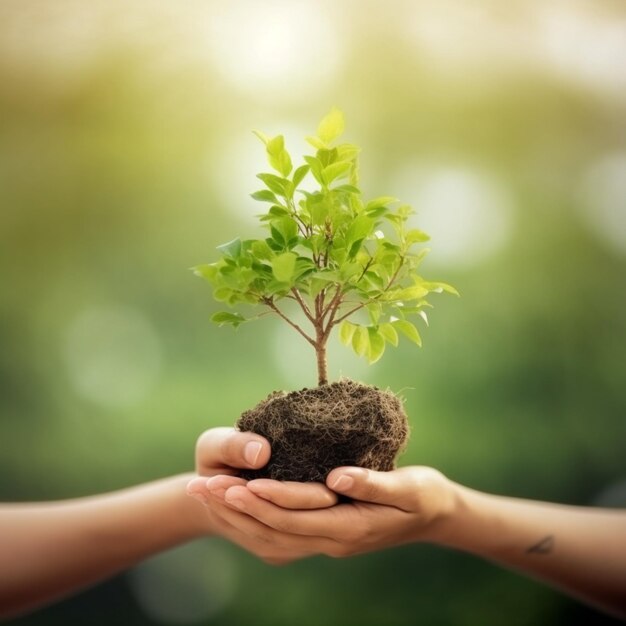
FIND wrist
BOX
[428,482,498,554]
[170,474,217,540]
[422,478,471,546]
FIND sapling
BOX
[194,108,457,481]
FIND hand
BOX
[213,465,459,558]
[187,428,338,564]
[194,426,271,477]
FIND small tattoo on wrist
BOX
[526,535,554,555]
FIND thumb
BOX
[326,467,406,507]
[196,427,271,474]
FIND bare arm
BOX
[0,474,206,617]
[0,427,336,619]
[438,484,626,620]
[193,466,626,619]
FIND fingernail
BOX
[331,475,354,492]
[244,441,263,466]
[227,498,246,511]
[188,491,208,505]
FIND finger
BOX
[326,467,414,510]
[223,485,359,538]
[187,476,211,503]
[205,474,248,498]
[186,474,247,502]
[195,427,271,475]
[209,496,335,556]
[247,479,338,510]
[206,505,305,564]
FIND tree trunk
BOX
[316,341,328,386]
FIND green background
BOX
[1,1,625,624]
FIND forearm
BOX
[0,473,208,618]
[435,485,626,619]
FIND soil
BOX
[236,379,409,482]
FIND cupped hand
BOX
[213,465,460,558]
[187,428,338,564]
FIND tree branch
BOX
[314,291,324,321]
[333,257,405,325]
[323,286,345,338]
[263,298,316,347]
[291,288,316,324]
[287,197,309,238]
[356,256,374,283]
[321,283,341,317]
[333,302,365,326]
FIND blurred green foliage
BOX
[1,1,625,625]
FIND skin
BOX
[192,465,626,620]
[0,428,333,619]
[4,428,624,619]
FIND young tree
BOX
[194,108,457,386]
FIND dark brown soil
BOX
[236,379,409,482]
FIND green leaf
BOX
[310,269,340,283]
[267,134,284,155]
[423,281,460,296]
[366,302,382,324]
[336,143,360,161]
[367,327,385,363]
[305,135,327,150]
[292,164,310,188]
[191,263,218,282]
[379,322,399,346]
[333,184,361,194]
[252,129,269,145]
[405,229,431,244]
[294,257,316,280]
[266,135,293,177]
[213,287,234,302]
[345,215,374,246]
[317,148,338,168]
[303,156,324,184]
[323,161,351,184]
[398,204,414,219]
[308,195,329,226]
[266,237,283,251]
[267,205,290,218]
[393,319,422,346]
[339,320,357,346]
[392,285,430,301]
[250,240,273,261]
[270,226,285,246]
[274,152,293,177]
[216,237,242,259]
[348,240,363,259]
[251,189,279,203]
[257,173,288,196]
[340,262,362,281]
[307,278,327,298]
[365,206,389,219]
[271,252,297,282]
[317,107,345,144]
[211,311,247,328]
[270,217,298,246]
[352,325,369,357]
[363,270,384,289]
[366,196,397,210]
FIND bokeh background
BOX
[1,0,625,624]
